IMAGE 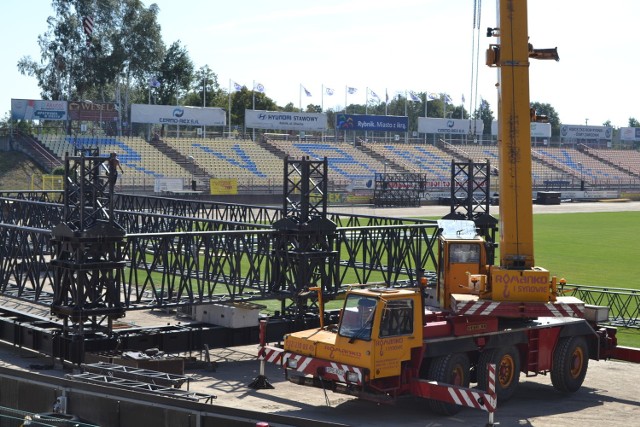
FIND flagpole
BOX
[148,78,151,141]
[384,88,388,142]
[443,94,446,119]
[404,90,408,144]
[252,80,256,142]
[228,79,232,138]
[299,84,302,111]
[424,92,427,144]
[365,88,369,142]
[365,87,369,115]
[203,75,206,139]
[344,85,347,113]
[321,84,324,112]
[385,89,388,116]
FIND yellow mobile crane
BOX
[260,0,633,418]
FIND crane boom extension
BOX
[485,0,559,302]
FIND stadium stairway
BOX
[15,132,63,172]
[358,143,411,174]
[151,138,210,186]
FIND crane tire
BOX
[551,335,589,393]
[477,345,521,402]
[426,353,470,416]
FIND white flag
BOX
[148,76,161,88]
[408,91,420,102]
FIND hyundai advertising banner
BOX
[418,117,484,135]
[244,110,327,131]
[131,104,226,126]
[336,114,408,132]
[11,99,68,121]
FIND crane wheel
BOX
[426,353,470,416]
[477,345,521,402]
[551,336,589,393]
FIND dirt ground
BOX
[193,344,640,427]
[2,340,639,427]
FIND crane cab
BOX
[283,288,423,380]
[436,220,489,309]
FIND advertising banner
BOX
[336,114,408,132]
[68,101,119,121]
[154,178,184,193]
[418,118,484,135]
[530,122,552,138]
[131,104,226,126]
[11,99,68,121]
[491,121,552,138]
[619,127,640,141]
[346,178,375,191]
[244,110,327,131]
[560,124,612,140]
[210,178,238,195]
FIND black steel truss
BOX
[49,151,127,323]
[272,157,337,316]
[0,199,439,311]
[0,192,637,329]
[373,172,425,207]
[443,159,498,264]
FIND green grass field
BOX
[534,211,640,348]
[533,211,639,288]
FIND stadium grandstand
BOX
[5,128,640,198]
[162,137,283,187]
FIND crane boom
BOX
[495,0,535,269]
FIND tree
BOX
[628,118,640,128]
[530,102,560,136]
[473,99,495,136]
[229,87,277,130]
[17,0,164,103]
[282,103,300,113]
[183,65,222,107]
[155,41,194,106]
[427,96,444,118]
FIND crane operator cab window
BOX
[450,243,481,264]
[380,299,414,337]
[339,295,377,341]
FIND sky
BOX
[1,0,638,128]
